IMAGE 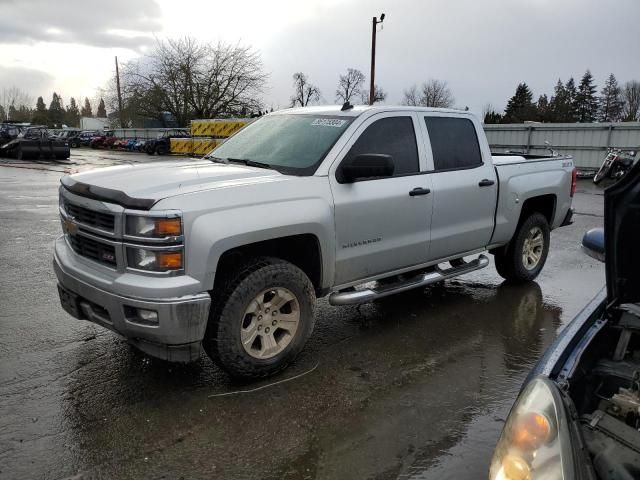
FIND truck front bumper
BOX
[53,236,211,362]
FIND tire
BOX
[156,144,168,156]
[493,213,550,283]
[203,257,316,378]
[15,147,23,160]
[593,164,610,184]
[70,140,79,148]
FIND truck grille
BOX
[64,201,115,232]
[68,234,117,266]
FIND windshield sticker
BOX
[311,118,347,128]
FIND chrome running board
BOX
[329,254,490,306]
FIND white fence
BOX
[484,122,640,170]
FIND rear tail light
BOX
[570,168,577,197]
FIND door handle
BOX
[478,179,495,187]
[409,187,431,196]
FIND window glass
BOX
[211,114,353,175]
[344,116,419,177]
[424,117,483,170]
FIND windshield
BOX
[210,114,354,175]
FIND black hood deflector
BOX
[605,160,640,306]
[61,176,156,210]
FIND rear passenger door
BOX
[329,113,433,286]
[422,115,498,261]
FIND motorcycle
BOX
[593,148,637,184]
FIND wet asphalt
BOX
[0,149,606,480]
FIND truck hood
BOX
[60,159,286,210]
[605,160,640,306]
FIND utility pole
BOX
[115,56,124,127]
[369,13,385,105]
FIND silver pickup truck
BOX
[54,106,576,378]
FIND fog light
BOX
[124,306,159,325]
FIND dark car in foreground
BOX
[489,161,640,479]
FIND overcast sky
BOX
[1,0,639,115]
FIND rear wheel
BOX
[494,213,550,283]
[203,257,316,378]
[156,144,168,156]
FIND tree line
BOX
[484,71,640,124]
[3,37,640,128]
[0,87,107,128]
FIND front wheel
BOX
[494,213,550,283]
[203,257,316,378]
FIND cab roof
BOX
[275,105,474,118]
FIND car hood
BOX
[60,159,287,210]
[604,160,640,305]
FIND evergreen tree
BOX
[65,97,80,127]
[573,70,598,122]
[96,98,107,117]
[536,94,551,122]
[502,83,536,123]
[16,106,32,122]
[8,104,18,121]
[549,79,568,122]
[32,96,49,125]
[598,73,623,122]
[48,92,65,127]
[0,104,5,121]
[81,98,93,117]
[564,77,578,121]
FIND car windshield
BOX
[209,114,354,175]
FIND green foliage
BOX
[31,96,49,125]
[574,70,598,122]
[65,97,80,127]
[81,98,92,117]
[502,83,536,123]
[599,73,623,122]
[96,98,107,118]
[48,92,65,127]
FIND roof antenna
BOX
[341,101,354,111]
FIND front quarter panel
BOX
[152,176,335,291]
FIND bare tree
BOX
[402,80,455,108]
[290,72,321,107]
[360,85,387,105]
[112,37,266,126]
[0,87,33,120]
[335,68,365,103]
[402,85,420,106]
[622,80,640,121]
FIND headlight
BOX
[489,377,573,480]
[126,247,183,272]
[125,214,182,238]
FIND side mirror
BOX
[340,154,394,182]
[582,228,605,262]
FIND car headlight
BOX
[126,247,183,272]
[125,214,182,238]
[489,376,574,480]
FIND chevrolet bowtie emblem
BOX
[64,217,79,236]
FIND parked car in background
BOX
[489,160,640,480]
[54,105,576,378]
[0,125,70,160]
[69,130,99,148]
[145,128,190,155]
[89,131,115,149]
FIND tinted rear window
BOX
[424,117,482,170]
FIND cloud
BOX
[0,65,54,95]
[0,0,162,50]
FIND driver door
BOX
[329,113,433,286]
